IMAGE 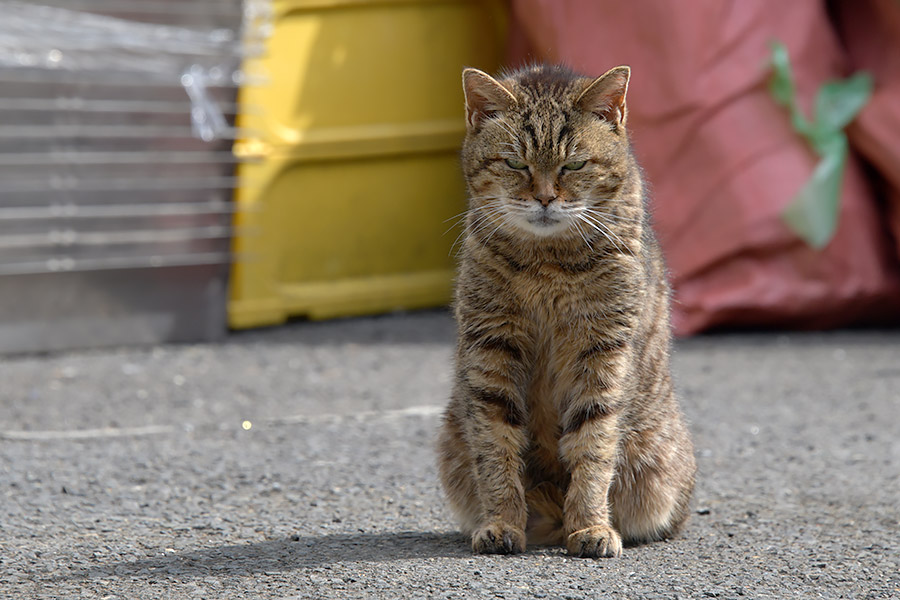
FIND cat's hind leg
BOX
[610,421,696,545]
[436,409,482,536]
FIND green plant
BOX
[768,41,872,249]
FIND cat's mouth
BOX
[518,209,571,237]
[530,213,559,227]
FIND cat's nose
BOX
[535,193,557,207]
[533,176,557,207]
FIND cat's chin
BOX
[514,216,573,238]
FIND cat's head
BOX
[460,64,634,241]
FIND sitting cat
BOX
[437,64,696,558]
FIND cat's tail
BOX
[525,482,565,546]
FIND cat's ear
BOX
[576,66,630,127]
[462,68,517,130]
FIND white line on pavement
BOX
[0,405,446,441]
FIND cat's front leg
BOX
[460,375,529,554]
[457,322,530,554]
[558,338,630,558]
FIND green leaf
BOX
[814,72,873,133]
[769,41,873,249]
[768,41,796,108]
[782,136,848,249]
[768,41,813,138]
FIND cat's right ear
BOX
[462,68,517,130]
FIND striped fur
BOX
[437,65,696,558]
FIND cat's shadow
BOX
[67,531,471,581]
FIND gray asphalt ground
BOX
[1,310,898,599]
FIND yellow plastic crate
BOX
[229,0,505,328]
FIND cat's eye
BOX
[505,158,528,170]
[563,160,587,171]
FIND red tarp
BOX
[508,0,900,334]
[835,0,900,262]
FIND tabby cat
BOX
[437,64,696,558]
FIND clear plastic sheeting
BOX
[0,1,248,77]
[0,0,270,137]
[0,0,271,353]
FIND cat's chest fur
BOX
[507,251,645,467]
[507,250,644,344]
[521,316,567,484]
[504,270,611,468]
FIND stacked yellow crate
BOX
[229,0,506,327]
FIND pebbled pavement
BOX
[1,310,898,599]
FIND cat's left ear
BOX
[576,66,630,128]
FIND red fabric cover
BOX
[834,0,900,262]
[507,0,900,334]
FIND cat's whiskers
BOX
[578,210,622,248]
[443,207,474,225]
[443,199,502,237]
[468,209,505,242]
[563,204,601,245]
[583,215,640,234]
[443,197,507,227]
[471,205,519,250]
[442,210,475,237]
[578,211,635,257]
[467,202,510,239]
[468,195,508,201]
[577,203,643,230]
[447,200,508,256]
[571,217,595,252]
[581,205,642,224]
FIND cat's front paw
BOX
[472,522,526,555]
[567,525,623,558]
